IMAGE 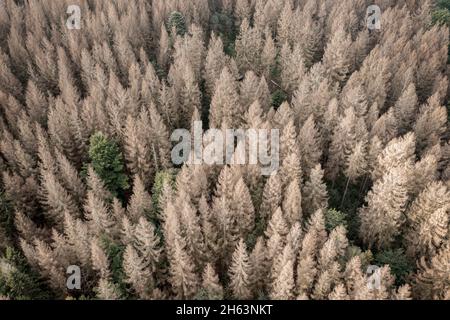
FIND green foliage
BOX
[151,169,177,220]
[437,0,450,11]
[271,90,287,109]
[374,249,414,285]
[246,216,265,250]
[156,67,167,79]
[432,9,450,27]
[194,288,209,300]
[0,247,51,299]
[0,192,14,246]
[270,58,282,80]
[249,183,264,219]
[100,236,129,298]
[325,208,348,232]
[210,12,234,34]
[210,12,236,56]
[87,132,129,197]
[256,291,269,300]
[199,81,212,127]
[194,288,223,300]
[168,11,187,36]
[433,1,450,63]
[327,176,366,242]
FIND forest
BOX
[0,0,449,300]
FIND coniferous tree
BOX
[168,12,187,36]
[414,244,450,300]
[327,107,358,180]
[96,277,121,300]
[123,244,152,298]
[228,239,252,300]
[169,235,199,299]
[235,18,262,73]
[124,116,151,185]
[280,43,306,95]
[259,174,282,229]
[414,94,448,152]
[261,29,277,80]
[84,190,116,237]
[249,237,268,295]
[394,83,418,133]
[127,175,152,222]
[298,115,322,176]
[209,67,242,128]
[204,34,230,97]
[233,177,255,236]
[199,263,224,300]
[322,27,352,86]
[404,181,450,258]
[87,132,129,197]
[0,247,51,299]
[270,258,295,300]
[303,164,328,217]
[372,133,416,181]
[297,232,319,297]
[235,0,251,25]
[359,166,410,249]
[329,283,350,300]
[282,178,302,226]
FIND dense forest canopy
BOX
[0,0,449,300]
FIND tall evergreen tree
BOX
[87,132,129,197]
[228,239,252,299]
